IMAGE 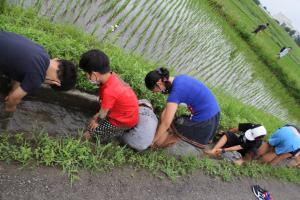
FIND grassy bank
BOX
[0,4,299,184]
[200,0,300,103]
[1,133,300,184]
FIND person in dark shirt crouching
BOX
[0,31,77,128]
[205,123,267,164]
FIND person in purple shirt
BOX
[144,67,220,149]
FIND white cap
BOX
[245,126,267,141]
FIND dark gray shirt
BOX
[0,31,50,93]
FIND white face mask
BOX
[87,72,100,85]
[88,79,99,85]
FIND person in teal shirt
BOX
[257,125,300,165]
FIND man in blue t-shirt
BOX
[0,31,77,127]
[144,67,220,149]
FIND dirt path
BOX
[0,162,299,200]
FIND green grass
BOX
[1,133,300,184]
[0,4,300,185]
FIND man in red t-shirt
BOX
[79,49,139,142]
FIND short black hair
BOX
[51,59,77,91]
[79,49,110,74]
[144,67,170,90]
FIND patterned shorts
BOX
[90,119,129,143]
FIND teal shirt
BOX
[269,126,300,155]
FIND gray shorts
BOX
[121,106,158,151]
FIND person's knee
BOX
[121,133,153,152]
[134,145,149,152]
[261,152,276,163]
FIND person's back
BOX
[0,31,76,129]
[0,31,50,93]
[168,75,220,122]
[269,126,300,155]
[100,73,139,128]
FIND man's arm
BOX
[88,108,109,131]
[215,145,243,155]
[223,145,243,152]
[98,108,109,120]
[152,102,178,147]
[5,86,27,112]
[11,81,20,92]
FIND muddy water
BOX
[0,86,98,136]
[8,0,292,121]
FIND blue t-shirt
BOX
[0,31,50,93]
[268,126,300,155]
[167,75,220,122]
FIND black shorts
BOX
[291,148,300,156]
[172,112,220,148]
[89,119,129,143]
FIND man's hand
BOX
[5,86,27,113]
[88,118,99,131]
[215,149,223,155]
[151,131,169,148]
[151,103,178,148]
[4,104,17,112]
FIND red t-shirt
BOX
[99,73,139,128]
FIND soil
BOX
[0,162,299,200]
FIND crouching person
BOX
[144,67,220,150]
[205,123,267,164]
[79,49,139,142]
[121,99,158,151]
[257,125,300,166]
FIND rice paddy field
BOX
[7,0,300,123]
